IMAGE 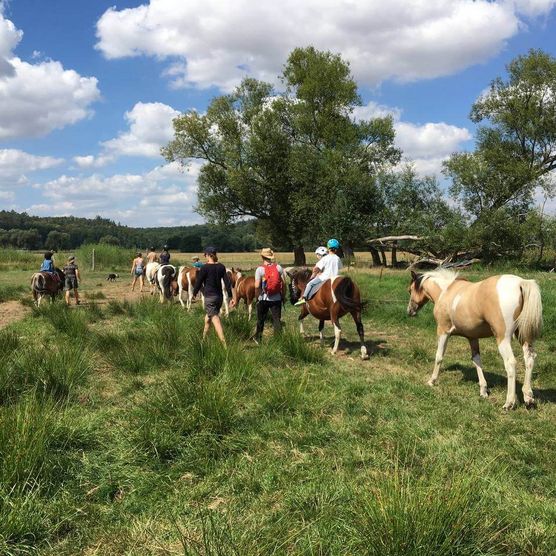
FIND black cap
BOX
[204,246,217,255]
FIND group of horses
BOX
[29,259,543,409]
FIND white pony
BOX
[145,262,160,295]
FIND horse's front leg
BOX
[298,305,309,336]
[469,338,488,398]
[352,311,369,360]
[318,320,325,347]
[428,332,450,387]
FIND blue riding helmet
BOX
[327,238,340,249]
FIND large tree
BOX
[163,47,399,264]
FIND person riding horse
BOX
[295,239,342,306]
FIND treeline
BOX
[0,211,262,252]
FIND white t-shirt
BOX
[255,264,284,301]
[316,253,342,280]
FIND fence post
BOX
[92,249,95,271]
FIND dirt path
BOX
[0,300,31,329]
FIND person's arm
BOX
[281,268,288,306]
[131,260,135,274]
[76,267,81,281]
[254,268,262,300]
[192,266,206,297]
[310,264,321,280]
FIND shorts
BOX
[135,269,143,276]
[65,276,78,290]
[204,296,223,318]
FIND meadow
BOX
[0,248,555,555]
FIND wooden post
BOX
[92,249,95,271]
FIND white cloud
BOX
[102,101,179,157]
[351,101,402,122]
[73,154,114,169]
[0,148,63,178]
[95,0,555,91]
[28,161,203,226]
[0,13,100,140]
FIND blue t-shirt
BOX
[40,259,54,272]
[192,261,204,268]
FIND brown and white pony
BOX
[288,268,369,359]
[407,269,542,409]
[177,267,238,315]
[31,269,65,307]
[232,272,256,320]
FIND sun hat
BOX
[192,256,200,261]
[68,255,75,262]
[204,246,217,255]
[327,238,340,249]
[260,247,275,260]
[315,246,328,256]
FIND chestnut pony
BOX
[31,268,65,306]
[407,269,542,409]
[288,268,369,359]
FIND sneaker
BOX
[294,299,306,306]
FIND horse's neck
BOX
[422,279,443,303]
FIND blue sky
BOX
[1,0,555,226]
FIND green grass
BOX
[0,284,26,303]
[0,266,554,554]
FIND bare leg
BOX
[469,338,488,398]
[428,333,450,387]
[203,315,211,339]
[131,276,137,291]
[319,320,325,347]
[74,289,79,305]
[522,342,536,407]
[211,315,227,347]
[65,290,70,306]
[139,275,144,292]
[497,337,518,410]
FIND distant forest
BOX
[0,210,262,252]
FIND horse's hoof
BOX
[502,401,517,411]
[427,380,436,387]
[524,396,536,409]
[480,388,489,399]
[361,353,370,361]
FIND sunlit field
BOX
[0,248,555,555]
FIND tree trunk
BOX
[369,246,382,267]
[294,245,306,266]
[391,241,398,268]
[379,246,388,267]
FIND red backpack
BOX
[264,264,282,296]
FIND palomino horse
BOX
[156,264,178,303]
[31,269,65,307]
[146,262,161,295]
[407,269,542,409]
[232,272,256,320]
[288,268,369,360]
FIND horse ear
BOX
[410,270,418,281]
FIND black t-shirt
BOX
[63,263,78,277]
[160,251,170,264]
[193,263,232,299]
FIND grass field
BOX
[0,252,555,555]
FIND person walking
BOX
[192,246,235,346]
[253,248,286,343]
[159,245,171,265]
[294,239,343,306]
[63,255,81,306]
[131,252,145,292]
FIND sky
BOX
[0,0,555,227]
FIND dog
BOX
[106,273,119,282]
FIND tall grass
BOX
[0,249,41,270]
[0,284,26,303]
[76,243,135,271]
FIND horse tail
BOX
[334,276,364,313]
[161,266,174,299]
[31,273,45,292]
[516,280,542,344]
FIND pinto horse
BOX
[145,262,161,295]
[232,272,256,320]
[407,269,542,409]
[31,268,65,307]
[156,264,178,303]
[288,268,369,360]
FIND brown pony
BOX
[407,269,542,409]
[288,268,369,359]
[31,269,65,307]
[232,272,256,320]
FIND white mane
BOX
[422,268,459,292]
